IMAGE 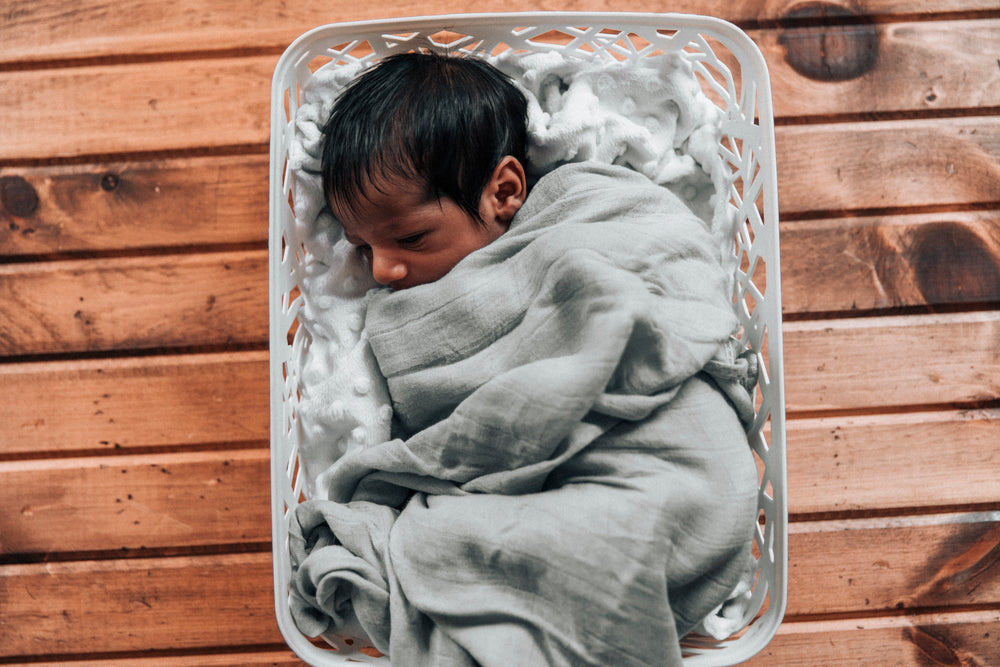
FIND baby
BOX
[320,52,529,289]
[291,52,759,666]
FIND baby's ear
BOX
[484,156,527,224]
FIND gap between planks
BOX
[0,646,301,667]
[0,242,268,267]
[776,606,1000,635]
[789,509,1000,533]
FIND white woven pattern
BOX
[268,13,785,666]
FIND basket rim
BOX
[267,12,786,667]
[269,11,772,96]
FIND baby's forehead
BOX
[339,215,404,236]
[335,189,447,239]
[332,172,436,219]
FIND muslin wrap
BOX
[288,162,759,666]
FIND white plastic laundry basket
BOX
[269,12,786,666]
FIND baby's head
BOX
[321,52,529,289]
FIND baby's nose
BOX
[371,253,407,285]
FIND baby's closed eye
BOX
[397,232,427,248]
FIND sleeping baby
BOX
[288,52,759,666]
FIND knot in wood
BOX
[910,222,1000,305]
[101,173,120,191]
[778,2,879,81]
[0,175,39,218]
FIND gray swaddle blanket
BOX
[288,162,759,666]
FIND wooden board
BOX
[0,553,283,655]
[753,19,1000,118]
[8,614,999,666]
[10,613,1000,667]
[786,513,1000,616]
[747,610,1000,665]
[4,368,997,525]
[4,109,997,219]
[0,352,267,456]
[0,449,270,556]
[4,0,999,64]
[3,275,997,410]
[4,155,998,315]
[0,155,269,257]
[787,408,1000,514]
[3,153,998,323]
[0,251,267,357]
[3,516,998,657]
[4,30,1000,162]
[776,116,1000,215]
[0,57,274,161]
[783,310,1000,412]
[6,425,996,559]
[779,210,1000,315]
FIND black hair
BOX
[320,52,528,225]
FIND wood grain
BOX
[3,354,997,519]
[779,210,1000,315]
[4,417,995,557]
[787,407,1000,515]
[783,310,1000,412]
[0,553,282,656]
[786,513,1000,616]
[5,30,1000,163]
[754,19,1000,118]
[0,352,267,456]
[11,614,999,666]
[747,610,1000,666]
[0,251,267,357]
[3,109,996,222]
[0,155,269,256]
[776,116,1000,215]
[4,155,998,321]
[2,516,997,658]
[0,57,273,160]
[0,449,271,556]
[4,0,999,64]
[2,279,996,409]
[1,0,998,661]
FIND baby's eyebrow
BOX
[380,219,432,241]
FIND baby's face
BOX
[332,177,508,290]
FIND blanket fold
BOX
[289,162,758,666]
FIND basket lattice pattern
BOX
[269,13,785,666]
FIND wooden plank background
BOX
[2,0,998,664]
